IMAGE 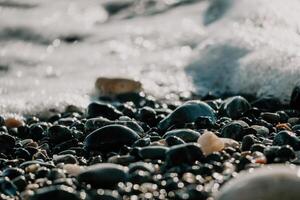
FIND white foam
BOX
[1,0,300,115]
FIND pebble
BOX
[197,131,224,155]
[273,130,300,150]
[221,96,251,119]
[221,120,249,141]
[216,165,300,200]
[62,164,83,176]
[47,125,73,144]
[84,124,140,152]
[95,77,142,95]
[163,129,200,142]
[29,185,86,200]
[290,85,300,110]
[0,133,15,153]
[158,101,216,131]
[0,177,18,196]
[165,143,204,166]
[5,117,24,128]
[87,102,123,119]
[77,163,128,188]
[138,146,169,160]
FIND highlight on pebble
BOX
[1,0,300,199]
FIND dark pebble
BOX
[0,177,18,196]
[0,133,15,153]
[29,185,86,200]
[87,102,123,120]
[165,136,185,146]
[77,163,127,188]
[166,143,204,166]
[84,124,140,153]
[221,120,249,141]
[158,101,216,131]
[138,146,169,160]
[163,129,200,143]
[290,85,300,110]
[221,96,251,119]
[47,125,73,144]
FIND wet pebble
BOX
[197,131,224,155]
[221,120,249,141]
[158,101,216,131]
[165,143,204,166]
[84,124,140,153]
[163,129,200,143]
[216,165,300,200]
[138,146,169,160]
[87,102,123,120]
[77,163,128,188]
[221,96,251,119]
[29,185,86,200]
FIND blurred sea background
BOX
[1,0,300,116]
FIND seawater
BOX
[0,0,300,116]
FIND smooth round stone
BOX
[158,101,216,131]
[216,165,300,200]
[260,112,280,124]
[165,136,185,146]
[128,162,155,174]
[163,129,200,143]
[29,185,86,200]
[221,96,251,119]
[0,177,18,196]
[290,85,300,110]
[166,143,204,166]
[87,102,123,120]
[273,130,300,150]
[197,131,224,155]
[249,125,269,137]
[138,146,169,160]
[221,120,249,141]
[2,168,24,180]
[85,117,144,137]
[0,133,15,153]
[241,135,257,151]
[53,154,78,164]
[77,163,128,188]
[47,125,73,144]
[84,125,140,152]
[0,116,5,126]
[5,117,24,129]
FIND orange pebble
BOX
[5,117,24,128]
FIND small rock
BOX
[163,129,200,143]
[87,102,123,119]
[62,164,83,176]
[158,101,216,131]
[166,143,204,166]
[165,136,185,146]
[221,96,251,119]
[5,117,24,128]
[95,77,142,95]
[197,131,224,155]
[84,124,140,152]
[29,185,85,200]
[221,120,249,141]
[53,154,78,164]
[290,85,300,110]
[216,165,300,200]
[47,125,73,144]
[138,146,169,160]
[77,163,128,188]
